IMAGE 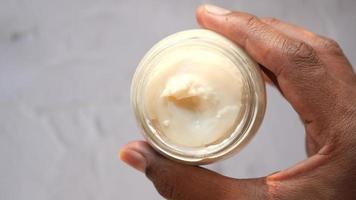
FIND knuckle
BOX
[262,17,280,25]
[279,40,326,80]
[245,15,259,29]
[145,164,181,199]
[156,181,178,199]
[318,37,343,54]
[244,15,270,39]
[322,38,339,48]
[285,41,320,67]
[144,163,155,180]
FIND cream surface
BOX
[145,45,245,147]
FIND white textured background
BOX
[1,0,355,199]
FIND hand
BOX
[120,4,356,200]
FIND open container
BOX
[131,29,266,165]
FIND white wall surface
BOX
[0,0,355,199]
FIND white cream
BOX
[144,45,245,148]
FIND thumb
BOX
[120,141,268,200]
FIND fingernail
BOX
[119,148,147,173]
[204,4,231,15]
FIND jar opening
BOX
[131,29,266,165]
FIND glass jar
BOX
[131,29,266,165]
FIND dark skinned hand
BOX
[120,4,356,200]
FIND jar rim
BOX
[131,29,266,165]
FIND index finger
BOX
[196,5,324,78]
